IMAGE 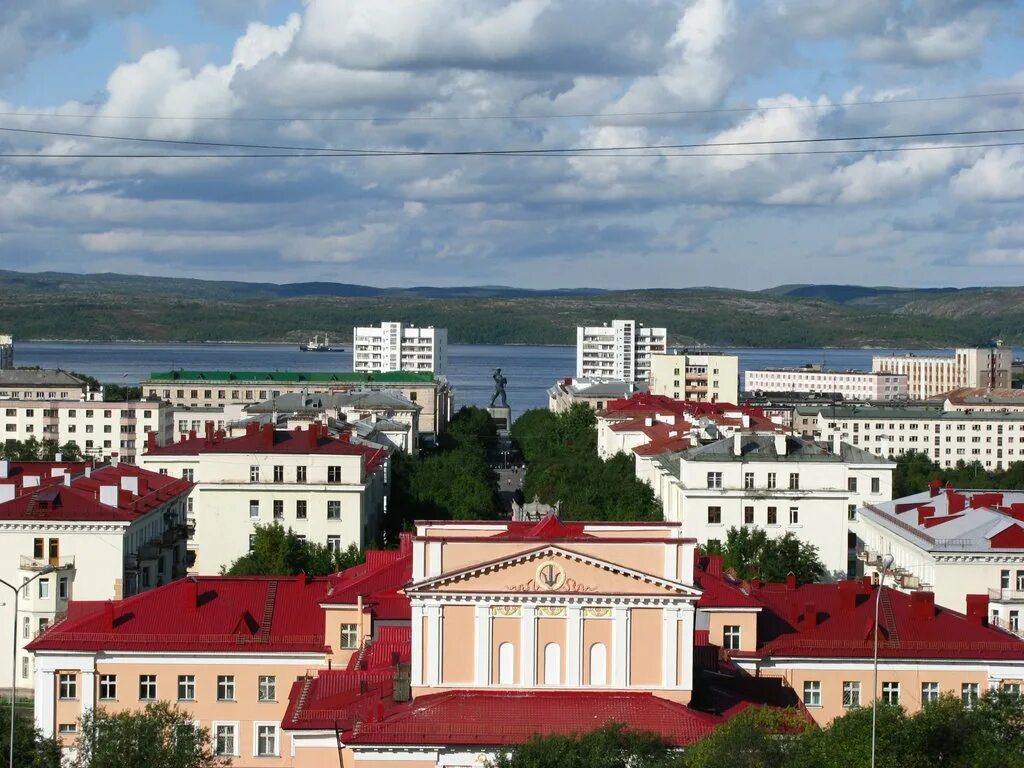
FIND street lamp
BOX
[1,564,56,768]
[870,552,895,768]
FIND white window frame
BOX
[803,680,822,707]
[340,624,359,650]
[253,722,280,757]
[58,672,77,700]
[213,721,240,757]
[842,680,860,708]
[98,674,117,701]
[258,675,277,702]
[722,625,741,650]
[882,681,900,705]
[217,675,235,702]
[177,674,196,701]
[921,681,939,704]
[139,674,157,701]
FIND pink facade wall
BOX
[629,608,663,687]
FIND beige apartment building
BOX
[648,352,739,404]
[872,347,1012,399]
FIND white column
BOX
[80,670,96,719]
[565,606,582,687]
[427,541,441,578]
[664,544,679,582]
[521,605,536,687]
[426,604,442,685]
[680,605,695,691]
[613,606,630,688]
[662,607,680,688]
[410,602,424,686]
[474,604,490,686]
[412,540,425,581]
[34,667,55,737]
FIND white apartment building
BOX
[858,484,1024,636]
[0,460,190,694]
[576,320,667,382]
[649,352,739,404]
[0,334,12,370]
[140,423,389,574]
[0,369,87,400]
[353,322,448,375]
[1,398,173,463]
[648,434,894,576]
[744,368,908,401]
[796,405,1024,470]
[872,347,1013,399]
[547,378,645,413]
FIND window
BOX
[273,500,284,520]
[256,724,278,757]
[767,472,777,489]
[21,657,29,680]
[249,465,260,482]
[33,538,43,559]
[789,473,800,490]
[139,675,157,701]
[249,499,259,519]
[341,624,359,650]
[58,577,68,600]
[767,507,778,525]
[249,533,256,551]
[962,683,980,706]
[258,675,276,702]
[707,506,722,525]
[99,674,117,701]
[296,500,307,519]
[215,724,237,757]
[843,681,861,708]
[1003,682,1021,696]
[706,472,722,489]
[723,625,741,650]
[328,466,342,483]
[327,500,342,519]
[921,682,939,704]
[1016,570,1024,591]
[217,675,235,701]
[1003,570,1012,590]
[803,681,822,707]
[848,477,858,492]
[848,504,857,521]
[871,477,881,494]
[22,617,29,639]
[743,506,754,525]
[58,724,78,735]
[58,673,77,700]
[743,472,754,489]
[789,507,799,525]
[38,578,50,599]
[882,682,900,705]
[273,465,284,483]
[296,465,307,482]
[38,618,48,635]
[543,642,561,685]
[327,535,341,554]
[178,675,196,701]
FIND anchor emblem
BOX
[534,560,565,591]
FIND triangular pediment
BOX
[408,546,700,597]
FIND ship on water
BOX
[298,334,343,352]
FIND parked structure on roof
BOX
[0,460,191,695]
[143,369,453,440]
[140,422,388,574]
[858,482,1024,636]
[745,367,908,402]
[576,319,667,383]
[0,333,12,370]
[547,377,646,413]
[352,322,448,376]
[872,347,1012,399]
[649,351,739,405]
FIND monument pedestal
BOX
[487,406,512,431]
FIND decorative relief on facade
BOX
[490,605,521,617]
[582,607,611,618]
[537,606,566,617]
[505,559,598,594]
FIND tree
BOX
[1,437,83,462]
[72,701,229,768]
[703,528,825,585]
[893,450,1024,497]
[491,723,680,768]
[225,523,364,576]
[682,707,810,768]
[0,703,62,768]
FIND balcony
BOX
[20,555,75,571]
[989,588,1024,603]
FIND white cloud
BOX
[951,147,1024,201]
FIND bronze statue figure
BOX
[490,367,508,408]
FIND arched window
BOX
[498,642,514,685]
[588,642,607,686]
[543,642,561,686]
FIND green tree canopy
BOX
[703,527,826,584]
[0,703,61,768]
[491,723,680,768]
[71,702,229,768]
[894,450,1024,497]
[682,707,811,768]
[1,437,83,462]
[225,522,363,576]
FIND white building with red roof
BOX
[0,459,191,694]
[140,422,389,574]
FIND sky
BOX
[1,0,1023,290]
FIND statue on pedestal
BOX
[490,368,508,408]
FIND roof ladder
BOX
[880,589,901,648]
[259,580,278,641]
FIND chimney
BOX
[929,479,941,498]
[917,505,936,525]
[120,475,139,495]
[110,453,119,467]
[802,602,817,627]
[186,576,199,608]
[0,460,7,479]
[965,594,988,626]
[400,532,413,558]
[146,431,157,452]
[84,465,91,478]
[188,429,197,440]
[205,421,214,441]
[749,578,762,590]
[742,413,750,428]
[832,433,841,455]
[785,573,796,590]
[774,434,787,456]
[862,575,873,589]
[644,416,654,427]
[246,421,260,436]
[295,571,308,587]
[910,591,935,621]
[733,433,743,457]
[706,555,723,578]
[946,489,967,514]
[63,472,71,486]
[54,452,62,463]
[261,422,275,449]
[24,475,40,488]
[104,601,115,629]
[99,485,119,507]
[308,423,319,450]
[838,580,859,611]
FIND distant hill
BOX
[0,270,1021,347]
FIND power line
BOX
[2,124,1024,157]
[1,89,1022,123]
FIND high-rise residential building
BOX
[576,319,667,382]
[649,352,739,404]
[872,347,1012,399]
[0,334,12,370]
[352,323,448,375]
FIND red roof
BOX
[146,422,387,471]
[0,464,191,522]
[495,515,593,540]
[348,690,722,747]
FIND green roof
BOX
[145,370,436,384]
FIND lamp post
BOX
[870,552,895,768]
[1,564,56,768]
